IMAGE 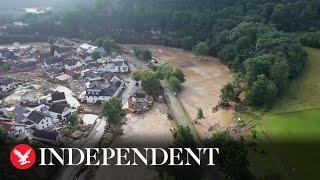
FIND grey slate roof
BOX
[51,91,66,102]
[14,106,30,116]
[86,80,121,97]
[27,111,45,124]
[48,104,66,114]
[0,78,14,86]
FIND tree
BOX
[48,36,54,45]
[220,83,238,102]
[141,72,162,96]
[95,37,105,47]
[50,45,57,56]
[270,58,289,91]
[133,47,152,61]
[300,31,320,48]
[175,126,196,148]
[101,98,123,126]
[0,126,8,144]
[181,36,194,50]
[244,54,273,83]
[193,42,209,58]
[168,76,182,92]
[217,44,237,64]
[103,38,120,53]
[91,51,101,60]
[141,49,152,61]
[197,108,204,119]
[205,132,249,180]
[172,68,186,83]
[247,74,278,107]
[156,126,200,180]
[133,69,151,81]
[156,64,173,80]
[67,115,81,130]
[1,64,10,74]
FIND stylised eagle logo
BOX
[13,148,32,165]
[10,144,36,170]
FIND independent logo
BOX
[10,144,36,170]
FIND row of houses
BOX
[0,118,60,145]
[0,91,74,145]
[43,41,130,84]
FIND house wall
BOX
[0,83,15,92]
[48,109,71,122]
[10,126,26,137]
[48,111,60,123]
[35,117,53,130]
[86,95,111,103]
[62,109,72,120]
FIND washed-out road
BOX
[162,80,200,142]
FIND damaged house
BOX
[123,89,153,113]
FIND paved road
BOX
[56,117,106,180]
[162,80,200,142]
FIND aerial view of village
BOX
[1,0,320,180]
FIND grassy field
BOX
[248,47,320,179]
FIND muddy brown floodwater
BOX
[124,44,235,140]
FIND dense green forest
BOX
[3,0,320,107]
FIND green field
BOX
[264,109,320,141]
[248,47,320,179]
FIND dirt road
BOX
[162,80,200,142]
